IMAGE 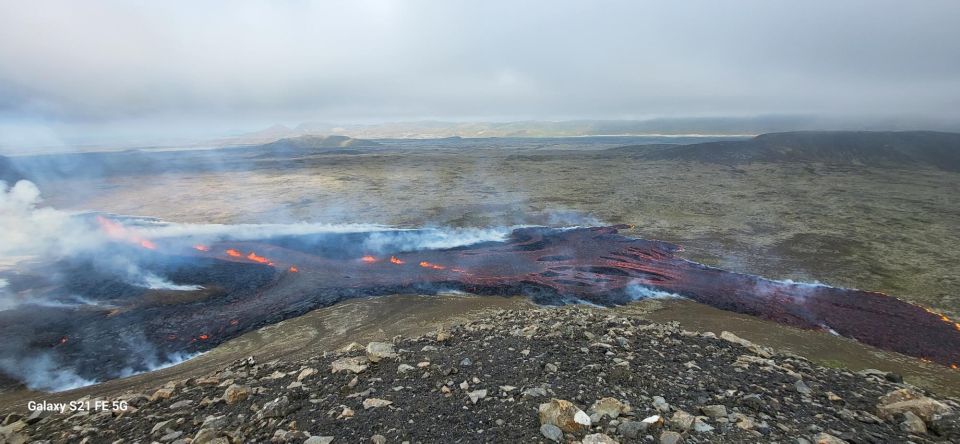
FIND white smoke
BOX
[139,273,203,291]
[133,220,392,239]
[751,277,831,301]
[0,180,103,259]
[0,278,13,311]
[626,283,686,300]
[361,227,514,252]
[0,352,96,392]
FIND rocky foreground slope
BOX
[2,306,958,443]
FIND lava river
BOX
[2,225,958,389]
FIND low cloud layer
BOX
[1,0,959,148]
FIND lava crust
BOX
[3,225,958,387]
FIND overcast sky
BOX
[1,0,959,149]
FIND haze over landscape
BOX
[2,0,960,151]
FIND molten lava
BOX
[246,252,274,266]
[12,225,959,386]
[96,215,158,250]
[361,255,377,263]
[194,244,210,252]
[419,261,446,270]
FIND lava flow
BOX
[4,225,958,387]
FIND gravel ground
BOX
[4,305,958,443]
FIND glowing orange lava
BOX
[361,255,377,263]
[288,266,299,273]
[419,261,446,270]
[246,252,273,265]
[198,334,209,340]
[96,216,158,250]
[229,319,239,325]
[194,244,210,252]
[390,256,404,265]
[225,249,242,257]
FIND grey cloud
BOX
[1,0,959,147]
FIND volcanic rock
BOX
[582,433,618,444]
[659,430,683,444]
[331,356,369,374]
[8,305,958,443]
[304,436,334,444]
[297,367,317,381]
[222,384,250,405]
[700,404,727,418]
[467,389,487,404]
[652,396,670,412]
[362,398,393,409]
[669,410,696,431]
[366,342,398,363]
[257,396,292,419]
[151,387,175,401]
[876,388,952,423]
[898,411,927,434]
[538,399,591,433]
[589,397,627,419]
[617,420,646,438]
[539,423,563,442]
[813,432,848,444]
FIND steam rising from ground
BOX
[0,353,96,392]
[626,283,685,300]
[0,180,101,259]
[0,180,525,391]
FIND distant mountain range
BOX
[605,131,960,171]
[4,131,958,185]
[258,135,380,149]
[233,117,960,142]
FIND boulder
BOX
[582,433,619,444]
[150,388,175,401]
[720,331,774,357]
[539,424,563,442]
[659,430,682,444]
[331,356,369,374]
[257,396,292,419]
[669,410,695,432]
[297,367,317,381]
[898,411,927,434]
[617,420,647,438]
[813,432,848,444]
[589,397,627,419]
[222,384,250,405]
[700,404,727,418]
[876,388,952,423]
[366,342,398,363]
[538,399,591,433]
